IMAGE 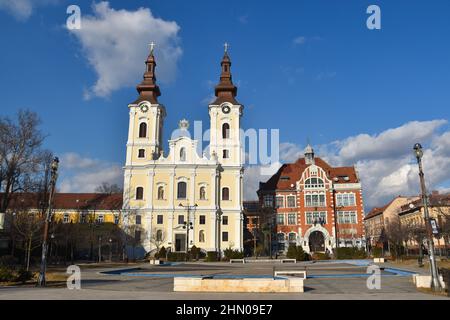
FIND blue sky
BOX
[0,0,449,208]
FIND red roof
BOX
[364,203,391,220]
[258,157,359,192]
[399,192,450,214]
[4,193,123,211]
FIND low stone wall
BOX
[412,274,446,289]
[174,277,304,293]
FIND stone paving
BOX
[0,261,448,300]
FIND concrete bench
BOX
[174,277,304,293]
[412,274,446,289]
[229,259,245,264]
[281,259,297,264]
[274,270,307,279]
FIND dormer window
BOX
[305,178,324,189]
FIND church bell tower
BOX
[125,43,166,167]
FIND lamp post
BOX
[98,235,102,263]
[413,143,441,291]
[109,238,113,262]
[38,157,59,287]
[179,203,197,261]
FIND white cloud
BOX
[58,152,122,193]
[293,36,306,45]
[0,0,58,21]
[69,1,182,99]
[331,120,447,164]
[60,152,99,169]
[244,120,450,209]
[315,71,337,81]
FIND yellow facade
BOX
[122,50,244,256]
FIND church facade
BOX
[122,47,244,256]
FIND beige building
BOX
[398,192,449,249]
[364,196,418,247]
[122,47,244,256]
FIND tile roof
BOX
[399,192,450,214]
[258,157,359,192]
[4,193,123,211]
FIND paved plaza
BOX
[0,260,448,300]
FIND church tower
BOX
[125,44,166,167]
[208,44,244,251]
[209,44,243,167]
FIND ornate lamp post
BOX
[179,203,197,261]
[413,143,441,291]
[37,157,59,287]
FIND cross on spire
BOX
[149,41,155,54]
[224,42,229,53]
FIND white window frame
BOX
[275,196,284,208]
[305,211,327,225]
[286,195,296,208]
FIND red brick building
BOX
[257,145,366,254]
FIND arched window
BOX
[199,186,206,200]
[156,229,163,242]
[177,182,187,199]
[180,147,186,161]
[222,123,230,139]
[136,187,144,200]
[199,230,205,243]
[138,149,145,158]
[305,178,324,188]
[139,122,147,138]
[157,186,164,200]
[222,187,230,201]
[277,233,285,242]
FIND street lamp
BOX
[109,238,113,262]
[38,157,59,287]
[98,235,102,263]
[413,143,441,291]
[179,203,197,260]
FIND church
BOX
[122,45,245,256]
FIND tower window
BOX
[222,187,230,201]
[223,150,229,159]
[136,187,144,200]
[177,181,187,199]
[139,123,147,138]
[157,186,164,200]
[222,123,230,139]
[138,149,145,158]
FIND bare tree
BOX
[95,182,123,194]
[385,216,409,260]
[0,110,47,213]
[13,209,45,270]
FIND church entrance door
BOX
[175,234,186,252]
[309,231,325,252]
